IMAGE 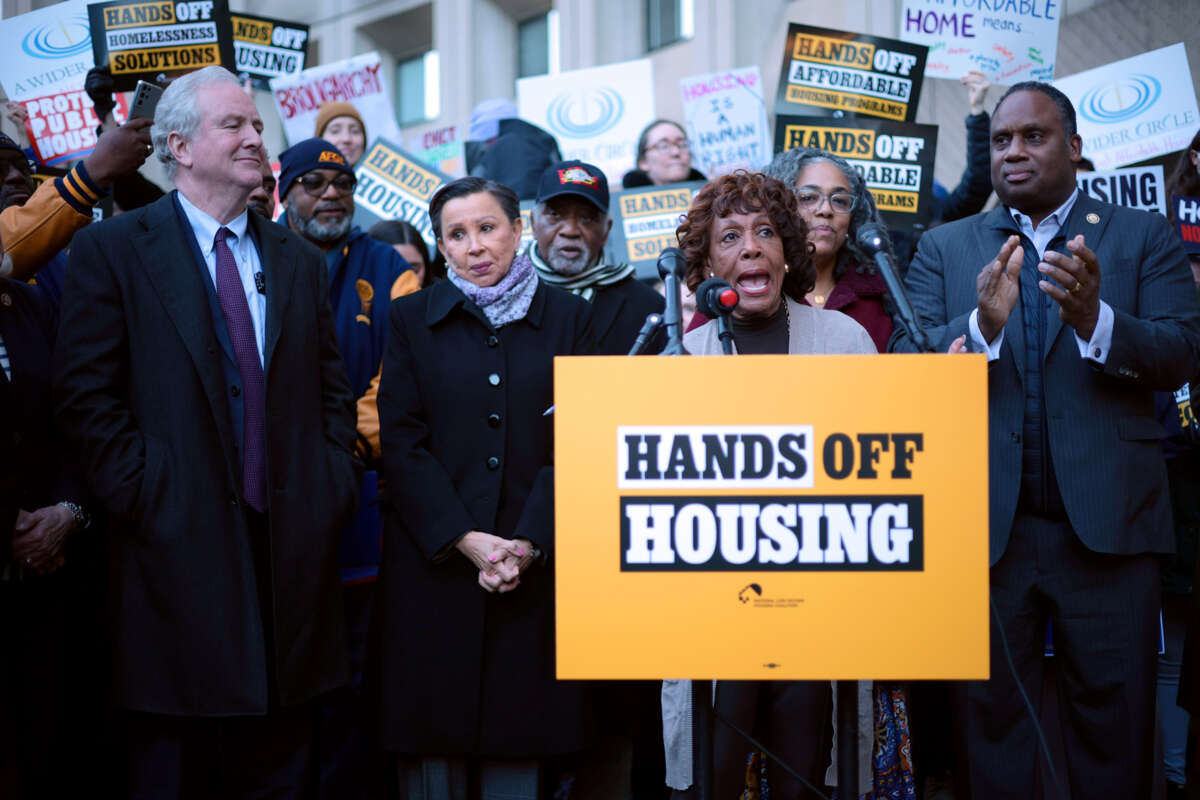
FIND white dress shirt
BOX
[177,192,267,364]
[967,188,1114,363]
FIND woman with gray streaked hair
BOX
[763,147,896,352]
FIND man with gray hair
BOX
[54,66,360,797]
[529,160,663,354]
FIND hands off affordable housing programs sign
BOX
[606,182,705,280]
[775,116,938,231]
[680,67,771,176]
[231,13,308,91]
[271,52,401,147]
[899,0,1059,85]
[554,355,990,680]
[518,59,656,188]
[0,1,94,102]
[775,24,927,122]
[1054,44,1198,170]
[88,0,237,92]
[352,137,450,252]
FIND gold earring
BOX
[785,264,790,273]
[709,270,714,278]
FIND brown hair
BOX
[676,171,814,300]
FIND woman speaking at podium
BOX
[373,176,594,799]
[667,171,876,798]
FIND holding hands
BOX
[456,530,536,593]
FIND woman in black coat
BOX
[374,177,594,799]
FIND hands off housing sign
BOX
[88,0,236,91]
[231,13,308,90]
[0,1,94,102]
[680,67,771,176]
[1054,44,1198,170]
[899,0,1059,85]
[775,24,927,122]
[554,355,990,679]
[352,137,450,252]
[518,59,656,188]
[776,115,938,231]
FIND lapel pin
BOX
[0,293,10,307]
[1086,213,1100,224]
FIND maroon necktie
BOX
[214,227,267,512]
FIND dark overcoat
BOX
[53,193,360,715]
[374,278,594,756]
[589,275,665,355]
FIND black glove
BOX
[85,66,116,122]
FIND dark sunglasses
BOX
[296,172,356,197]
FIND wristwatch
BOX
[57,501,91,530]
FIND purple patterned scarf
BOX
[447,253,539,328]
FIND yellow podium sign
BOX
[554,354,989,680]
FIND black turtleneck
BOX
[731,302,788,355]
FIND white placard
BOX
[270,51,400,148]
[518,59,655,187]
[899,0,1059,85]
[680,66,771,177]
[1054,44,1199,170]
[1076,165,1166,216]
[0,1,94,102]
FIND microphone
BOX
[627,313,663,356]
[656,247,688,355]
[255,272,266,294]
[695,277,739,355]
[854,224,933,353]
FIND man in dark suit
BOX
[54,66,360,798]
[893,82,1200,798]
[529,160,664,354]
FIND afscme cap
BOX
[535,160,610,213]
[278,137,355,200]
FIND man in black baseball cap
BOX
[528,159,663,354]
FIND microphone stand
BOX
[714,313,734,355]
[659,269,688,355]
[871,251,934,353]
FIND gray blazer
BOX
[892,195,1200,564]
[684,296,877,355]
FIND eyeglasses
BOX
[795,190,855,215]
[647,139,690,154]
[295,172,356,197]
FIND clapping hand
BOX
[976,235,1023,343]
[1038,234,1101,341]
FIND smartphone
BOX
[128,80,164,121]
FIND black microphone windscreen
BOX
[656,247,687,280]
[855,224,886,253]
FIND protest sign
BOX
[605,181,703,279]
[352,137,450,251]
[408,125,466,178]
[23,90,130,167]
[271,51,400,148]
[1174,196,1200,255]
[0,1,94,102]
[774,24,926,122]
[679,66,771,177]
[230,12,308,90]
[1055,44,1198,170]
[775,115,938,231]
[1076,165,1166,216]
[899,0,1059,85]
[518,59,656,187]
[88,0,237,92]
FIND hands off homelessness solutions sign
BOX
[899,0,1059,85]
[775,24,927,122]
[775,115,938,231]
[352,137,450,252]
[605,182,704,280]
[554,355,990,679]
[88,0,236,91]
[231,13,308,90]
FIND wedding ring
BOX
[1071,281,1082,295]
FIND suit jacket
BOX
[53,192,360,715]
[372,279,595,756]
[892,194,1200,564]
[589,275,665,355]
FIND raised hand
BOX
[1038,234,1101,341]
[976,235,1023,343]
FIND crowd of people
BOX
[2,60,1200,800]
